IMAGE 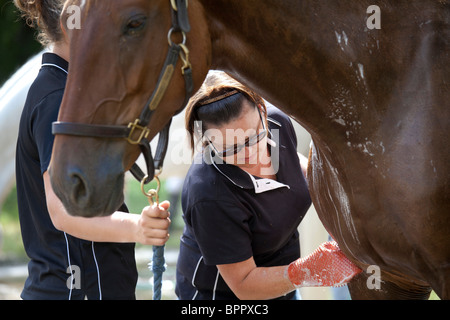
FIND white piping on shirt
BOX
[211,159,245,189]
[64,232,73,300]
[190,255,221,300]
[91,242,102,300]
[191,256,203,300]
[212,269,220,300]
[41,63,68,75]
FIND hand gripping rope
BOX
[141,175,165,300]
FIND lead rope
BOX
[141,175,165,300]
[138,0,191,300]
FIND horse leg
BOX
[347,271,432,300]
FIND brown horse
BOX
[49,0,449,299]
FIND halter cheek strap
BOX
[52,0,193,185]
[51,0,192,303]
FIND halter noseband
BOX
[52,0,193,185]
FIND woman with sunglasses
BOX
[176,72,361,300]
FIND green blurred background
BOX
[0,0,42,86]
[0,0,44,262]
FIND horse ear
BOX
[174,0,191,33]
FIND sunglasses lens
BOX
[220,130,266,157]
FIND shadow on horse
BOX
[49,0,449,299]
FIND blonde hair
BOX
[185,71,267,155]
[14,0,66,46]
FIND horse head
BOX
[50,0,210,217]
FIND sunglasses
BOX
[208,108,267,157]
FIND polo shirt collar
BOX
[246,172,290,193]
[204,117,290,193]
[41,52,69,73]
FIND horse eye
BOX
[124,16,147,35]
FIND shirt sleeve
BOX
[187,200,253,266]
[31,90,64,175]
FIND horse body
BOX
[204,0,449,298]
[50,0,449,298]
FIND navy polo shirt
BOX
[176,107,312,300]
[15,53,137,299]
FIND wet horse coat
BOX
[50,0,449,299]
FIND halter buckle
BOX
[127,119,150,145]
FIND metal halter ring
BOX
[140,175,161,205]
[167,28,186,46]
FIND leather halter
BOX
[52,0,193,185]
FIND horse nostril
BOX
[55,164,124,217]
[69,170,90,209]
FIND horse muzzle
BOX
[49,138,126,217]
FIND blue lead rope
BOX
[141,176,165,300]
[151,245,166,300]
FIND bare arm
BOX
[217,257,295,300]
[217,242,362,300]
[43,171,170,245]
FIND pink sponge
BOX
[288,241,362,287]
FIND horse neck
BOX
[200,0,443,151]
[201,0,357,140]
